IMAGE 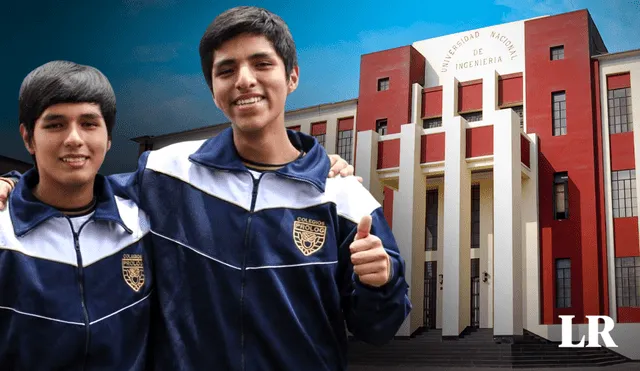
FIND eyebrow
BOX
[213,52,275,70]
[42,113,103,121]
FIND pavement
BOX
[348,365,640,371]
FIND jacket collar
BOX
[10,168,133,237]
[189,127,330,192]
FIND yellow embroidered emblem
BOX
[122,254,145,292]
[293,217,326,256]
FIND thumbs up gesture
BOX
[350,215,391,288]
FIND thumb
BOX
[355,215,372,240]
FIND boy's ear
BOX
[287,66,299,94]
[19,124,35,154]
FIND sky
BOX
[1,0,639,175]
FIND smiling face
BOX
[210,33,299,134]
[21,102,111,192]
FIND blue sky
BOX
[1,0,638,174]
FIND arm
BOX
[106,151,151,206]
[336,182,411,345]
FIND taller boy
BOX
[132,6,411,370]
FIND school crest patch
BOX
[293,217,326,256]
[122,254,145,292]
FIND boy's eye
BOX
[83,122,98,127]
[44,123,63,129]
[216,68,233,76]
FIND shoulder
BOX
[144,139,207,171]
[325,176,381,224]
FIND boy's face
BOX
[20,102,111,190]
[210,33,298,134]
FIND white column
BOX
[411,83,423,124]
[442,115,471,337]
[300,121,312,135]
[522,134,540,329]
[483,70,498,121]
[492,108,523,338]
[355,130,383,203]
[392,122,427,336]
[325,117,338,155]
[479,180,494,329]
[632,71,640,256]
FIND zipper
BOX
[67,218,92,370]
[240,172,263,371]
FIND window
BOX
[512,105,524,129]
[552,92,567,136]
[425,190,438,251]
[313,133,325,148]
[554,172,569,220]
[615,257,640,308]
[556,258,571,308]
[337,129,353,163]
[376,119,388,135]
[612,170,637,218]
[608,87,633,134]
[470,185,480,249]
[550,45,565,60]
[377,77,389,91]
[461,111,483,122]
[423,117,442,129]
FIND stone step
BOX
[347,327,630,368]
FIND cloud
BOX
[122,0,176,15]
[495,0,640,53]
[132,42,183,63]
[115,71,226,138]
[495,0,574,22]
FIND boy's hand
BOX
[328,154,363,183]
[350,215,391,288]
[0,178,15,210]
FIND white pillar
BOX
[492,108,523,339]
[392,122,427,336]
[522,134,540,329]
[442,115,471,337]
[632,71,640,256]
[479,180,494,329]
[355,130,383,203]
[325,117,338,155]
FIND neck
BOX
[233,124,300,166]
[34,176,95,211]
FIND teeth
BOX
[62,157,87,163]
[235,97,262,106]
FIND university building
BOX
[133,9,640,360]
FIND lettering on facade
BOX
[441,30,519,73]
[558,315,618,348]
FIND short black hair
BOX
[19,60,117,144]
[199,6,298,93]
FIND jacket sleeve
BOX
[336,181,411,345]
[106,151,150,206]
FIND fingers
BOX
[354,215,372,241]
[0,179,12,211]
[352,260,387,277]
[327,156,355,178]
[350,249,385,265]
[339,165,354,177]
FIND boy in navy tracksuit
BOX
[0,7,408,371]
[0,61,153,369]
[112,6,412,370]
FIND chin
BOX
[233,120,268,133]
